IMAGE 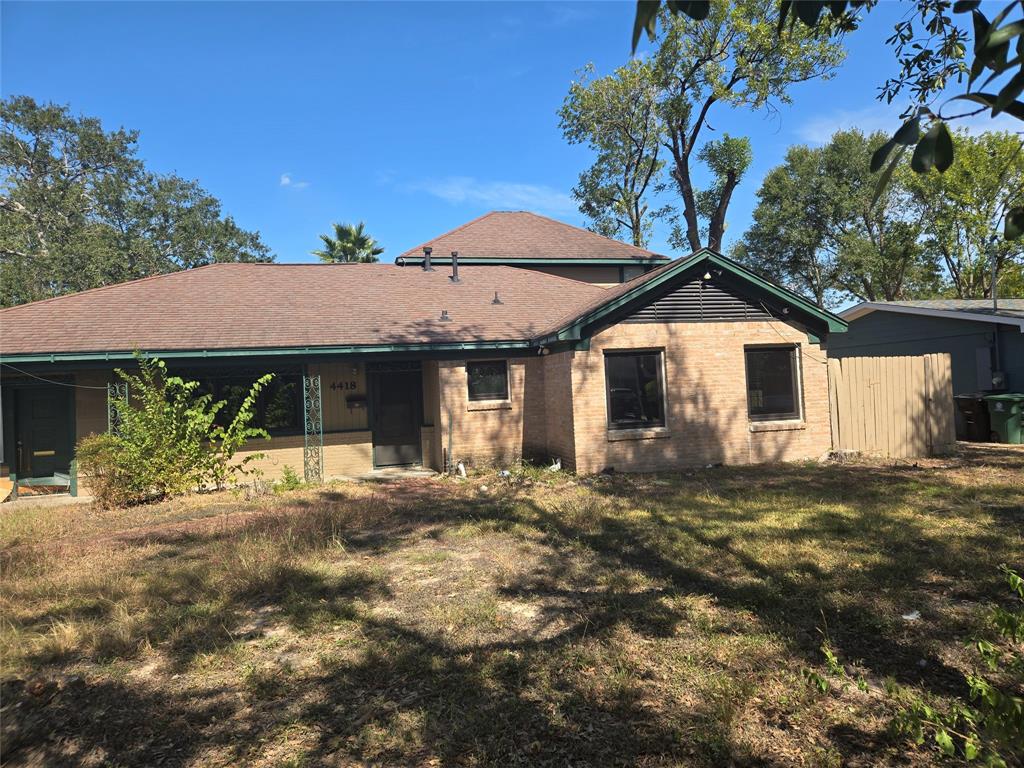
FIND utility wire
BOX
[757,301,828,364]
[0,363,109,389]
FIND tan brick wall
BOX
[521,357,548,461]
[566,321,832,474]
[234,430,374,481]
[542,350,576,468]
[437,358,535,468]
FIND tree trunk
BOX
[707,169,739,252]
[670,155,702,252]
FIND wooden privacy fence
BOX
[828,353,956,458]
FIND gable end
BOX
[624,278,772,323]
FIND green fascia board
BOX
[400,257,669,266]
[538,248,846,344]
[0,340,534,365]
[705,251,847,333]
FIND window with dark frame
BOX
[744,345,801,421]
[467,360,509,401]
[183,368,303,435]
[604,351,666,430]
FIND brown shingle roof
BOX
[398,211,667,262]
[0,263,607,356]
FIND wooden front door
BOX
[370,369,422,467]
[15,386,73,479]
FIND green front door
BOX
[15,386,73,479]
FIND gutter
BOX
[0,340,535,365]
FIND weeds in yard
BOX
[1,446,1022,766]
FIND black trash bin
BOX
[954,394,991,442]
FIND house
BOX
[397,211,669,286]
[831,300,1024,438]
[0,213,846,491]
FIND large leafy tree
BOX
[907,129,1024,298]
[654,1,845,253]
[566,0,845,254]
[634,0,1024,241]
[311,222,384,263]
[737,129,942,308]
[0,96,272,307]
[559,60,664,247]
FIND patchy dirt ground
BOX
[1,444,1022,767]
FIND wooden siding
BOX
[311,362,368,432]
[828,353,956,458]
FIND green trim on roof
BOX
[0,340,533,365]
[399,257,668,266]
[537,248,846,345]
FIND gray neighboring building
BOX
[831,299,1024,437]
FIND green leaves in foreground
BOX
[888,565,1024,765]
[1006,206,1024,240]
[871,118,954,206]
[910,122,954,173]
[631,0,709,51]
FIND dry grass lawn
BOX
[1,444,1022,767]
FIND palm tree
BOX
[311,222,384,263]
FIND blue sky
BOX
[0,1,991,262]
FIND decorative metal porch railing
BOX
[303,373,323,483]
[106,382,128,435]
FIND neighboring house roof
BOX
[0,248,844,365]
[0,263,606,361]
[841,299,1024,331]
[397,211,668,265]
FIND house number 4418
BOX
[329,381,358,391]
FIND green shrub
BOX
[76,354,273,507]
[75,433,148,508]
[275,464,304,492]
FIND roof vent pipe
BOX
[492,290,503,305]
[423,246,434,271]
[450,251,460,282]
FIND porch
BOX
[0,357,450,495]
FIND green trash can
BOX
[982,393,1024,444]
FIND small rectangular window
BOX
[467,360,509,401]
[605,351,665,430]
[745,345,801,421]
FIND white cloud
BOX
[409,176,575,215]
[798,102,1023,145]
[279,172,310,190]
[797,104,904,144]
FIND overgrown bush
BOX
[76,354,273,507]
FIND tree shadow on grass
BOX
[3,454,1021,766]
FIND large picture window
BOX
[745,345,801,421]
[467,360,509,401]
[182,368,303,434]
[604,351,665,430]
